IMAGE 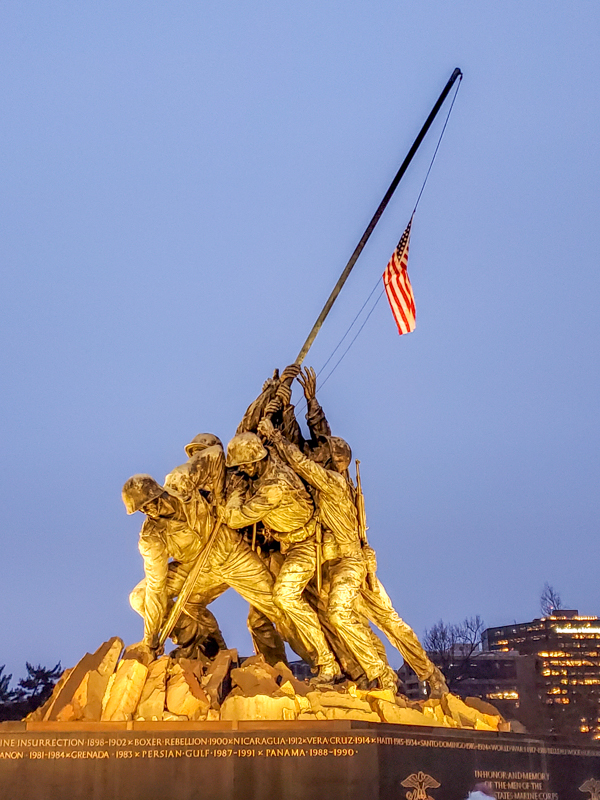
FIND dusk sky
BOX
[1,3,599,681]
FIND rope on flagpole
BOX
[317,275,382,377]
[317,289,386,391]
[294,69,462,366]
[294,75,462,411]
[412,72,462,215]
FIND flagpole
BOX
[294,67,462,366]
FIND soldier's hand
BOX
[226,470,248,494]
[258,418,277,442]
[262,368,280,393]
[134,639,160,665]
[280,364,301,384]
[275,383,292,407]
[298,367,317,401]
[264,398,282,416]
[124,641,157,666]
[225,489,244,510]
[362,545,378,574]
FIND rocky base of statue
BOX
[24,638,508,732]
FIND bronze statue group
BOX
[122,365,448,697]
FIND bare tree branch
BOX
[540,583,563,616]
[423,615,485,692]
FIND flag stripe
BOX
[402,276,416,317]
[394,268,414,315]
[386,281,411,332]
[385,274,412,333]
[386,266,414,333]
[382,220,416,335]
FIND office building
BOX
[484,610,600,737]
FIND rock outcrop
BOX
[27,637,123,723]
[32,638,509,731]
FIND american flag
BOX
[382,218,416,335]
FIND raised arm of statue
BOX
[298,367,332,440]
[237,365,304,442]
[280,397,303,448]
[187,444,226,506]
[236,370,280,434]
[259,418,333,495]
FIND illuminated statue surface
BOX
[30,366,515,731]
[123,365,448,698]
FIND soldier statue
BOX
[121,363,449,697]
[223,432,341,682]
[122,446,309,667]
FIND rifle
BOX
[355,460,378,592]
[355,460,368,546]
[158,512,224,648]
[315,516,323,594]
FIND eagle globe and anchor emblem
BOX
[401,771,441,800]
[580,779,600,800]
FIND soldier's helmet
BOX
[321,436,352,473]
[226,432,268,468]
[185,432,223,458]
[122,474,164,515]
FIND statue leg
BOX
[170,567,229,657]
[327,556,391,684]
[182,604,227,649]
[210,532,311,665]
[251,545,317,666]
[130,563,229,658]
[129,578,147,618]
[273,538,338,675]
[246,606,288,666]
[370,624,389,664]
[128,563,192,623]
[359,577,435,681]
[304,568,369,682]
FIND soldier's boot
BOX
[354,674,371,690]
[170,619,202,661]
[170,642,202,660]
[170,634,224,661]
[185,604,227,651]
[170,614,218,660]
[247,606,288,667]
[376,666,399,694]
[171,615,200,649]
[427,666,449,699]
[315,655,342,684]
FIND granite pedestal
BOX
[2,720,599,800]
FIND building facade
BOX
[398,610,600,737]
[484,610,600,738]
[398,646,537,730]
